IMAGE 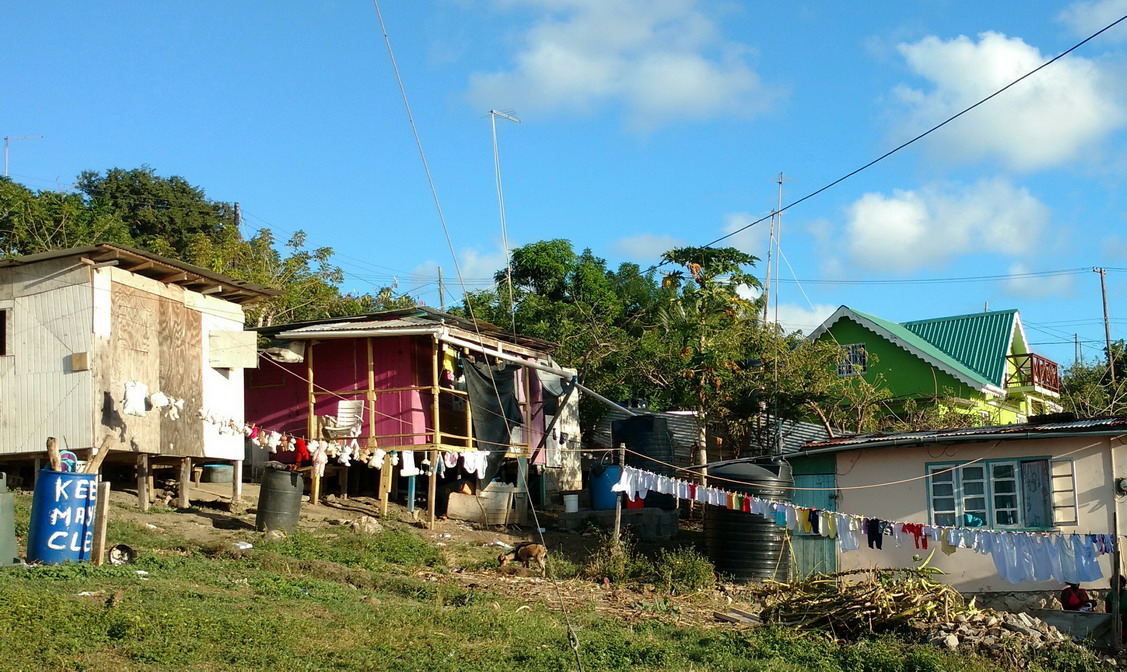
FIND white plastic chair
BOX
[321,400,364,439]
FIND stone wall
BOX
[970,589,1117,614]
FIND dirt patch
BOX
[96,480,738,629]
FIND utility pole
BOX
[772,172,786,328]
[1096,267,1117,386]
[762,210,774,326]
[761,173,789,326]
[489,109,520,335]
[1075,333,1081,365]
[3,135,42,177]
[233,202,241,229]
[438,266,445,311]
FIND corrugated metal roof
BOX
[255,306,557,351]
[591,408,704,466]
[278,316,438,334]
[0,243,278,303]
[850,309,993,389]
[590,409,835,463]
[902,310,1016,386]
[799,416,1127,453]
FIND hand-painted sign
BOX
[27,471,98,564]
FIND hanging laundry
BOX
[122,381,149,417]
[864,518,883,550]
[400,450,419,477]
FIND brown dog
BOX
[498,542,548,572]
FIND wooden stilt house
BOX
[246,308,582,526]
[0,244,275,505]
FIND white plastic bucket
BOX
[563,493,579,513]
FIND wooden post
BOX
[427,448,438,529]
[310,467,321,505]
[306,341,317,443]
[178,457,191,509]
[613,441,625,545]
[339,465,349,500]
[137,454,150,512]
[232,460,243,503]
[516,456,529,525]
[46,437,61,472]
[83,435,114,474]
[379,453,393,515]
[365,337,376,505]
[428,338,441,524]
[146,460,154,505]
[91,482,111,566]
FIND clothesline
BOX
[611,464,1115,586]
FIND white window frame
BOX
[926,457,1063,530]
[837,343,867,376]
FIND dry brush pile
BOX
[752,565,973,640]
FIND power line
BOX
[776,267,1091,286]
[692,11,1127,252]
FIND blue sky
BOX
[4,1,1127,368]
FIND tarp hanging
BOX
[462,359,523,485]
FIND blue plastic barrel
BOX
[27,470,98,564]
[589,464,622,511]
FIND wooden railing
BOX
[1005,353,1060,393]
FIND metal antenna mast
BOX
[4,135,42,177]
[490,109,521,334]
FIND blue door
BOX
[790,473,838,578]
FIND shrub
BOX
[583,536,652,584]
[654,546,715,594]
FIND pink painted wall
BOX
[244,335,547,455]
[244,336,429,446]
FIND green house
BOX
[808,306,1062,424]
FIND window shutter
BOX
[1049,458,1079,526]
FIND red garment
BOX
[902,523,927,550]
[1061,586,1091,611]
[294,438,310,464]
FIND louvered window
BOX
[837,343,866,376]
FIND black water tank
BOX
[612,414,675,510]
[704,462,792,583]
[256,469,305,533]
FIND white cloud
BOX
[410,247,509,302]
[465,0,782,131]
[892,31,1126,170]
[1057,0,1127,42]
[842,178,1051,272]
[771,302,837,336]
[1003,263,1076,299]
[612,233,686,260]
[1103,234,1127,260]
[720,211,772,261]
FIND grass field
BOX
[0,492,1110,672]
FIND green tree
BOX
[0,177,132,257]
[2,168,410,327]
[75,166,233,258]
[1060,343,1127,418]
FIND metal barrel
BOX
[589,464,622,510]
[26,469,98,564]
[255,469,304,533]
[0,473,18,565]
[704,462,793,583]
[613,414,676,509]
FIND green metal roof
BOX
[848,309,995,389]
[901,310,1016,386]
